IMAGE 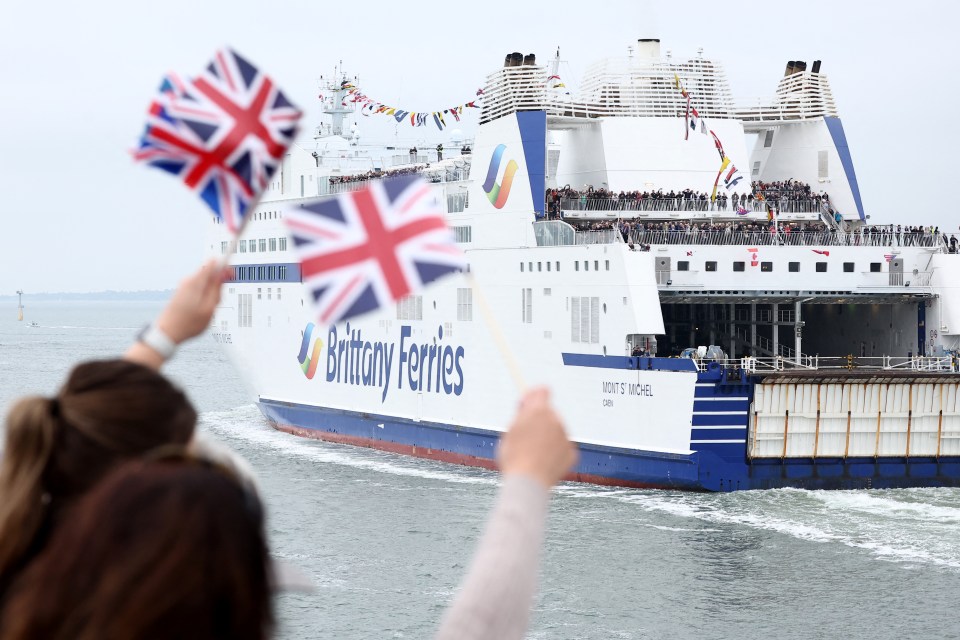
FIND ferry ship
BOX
[210,41,960,490]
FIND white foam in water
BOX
[199,405,498,486]
[199,406,960,570]
[614,487,960,571]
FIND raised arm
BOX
[434,388,577,640]
[124,260,230,370]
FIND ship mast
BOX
[16,289,23,321]
[321,61,355,138]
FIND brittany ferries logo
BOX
[296,323,324,379]
[481,144,519,209]
[296,322,465,402]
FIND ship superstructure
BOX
[209,40,960,490]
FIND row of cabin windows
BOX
[678,261,879,273]
[214,210,282,225]
[397,291,475,322]
[234,265,289,281]
[224,237,289,254]
[520,260,611,273]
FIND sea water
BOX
[2,301,960,639]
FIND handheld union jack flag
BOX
[133,48,302,232]
[283,175,466,324]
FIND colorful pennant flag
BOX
[133,48,302,232]
[282,175,466,324]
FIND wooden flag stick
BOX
[467,271,526,391]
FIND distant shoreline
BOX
[0,290,173,302]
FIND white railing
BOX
[700,355,958,374]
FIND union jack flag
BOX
[283,175,466,324]
[133,48,302,231]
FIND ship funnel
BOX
[506,52,523,67]
[635,38,661,59]
[784,60,796,76]
[523,53,536,65]
[794,60,807,73]
[812,60,822,74]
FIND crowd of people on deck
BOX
[328,164,424,186]
[0,261,576,640]
[568,219,951,249]
[544,179,831,216]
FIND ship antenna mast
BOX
[322,59,354,138]
[16,289,23,321]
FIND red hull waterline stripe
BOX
[271,423,672,489]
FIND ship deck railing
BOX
[627,230,943,248]
[697,355,959,374]
[560,198,826,214]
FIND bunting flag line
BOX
[282,175,466,325]
[546,74,567,90]
[332,80,482,131]
[711,156,731,202]
[133,48,302,232]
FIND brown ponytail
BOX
[0,397,59,587]
[0,359,197,594]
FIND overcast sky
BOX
[2,0,956,293]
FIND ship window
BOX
[544,288,551,296]
[570,296,600,344]
[529,262,533,272]
[259,239,267,252]
[843,262,855,272]
[397,295,423,320]
[257,287,262,300]
[575,262,579,272]
[522,288,533,323]
[556,261,560,272]
[277,287,282,301]
[453,225,473,243]
[248,240,256,253]
[705,261,717,272]
[761,262,773,272]
[267,287,272,300]
[584,261,589,271]
[594,261,599,271]
[677,261,689,271]
[457,288,473,321]
[763,130,774,148]
[752,161,761,177]
[789,262,800,272]
[269,238,277,251]
[870,262,882,272]
[816,262,828,272]
[239,240,247,253]
[538,262,542,272]
[605,260,610,271]
[221,241,228,254]
[733,261,745,272]
[279,237,287,251]
[279,266,287,280]
[546,262,551,272]
[237,294,252,328]
[520,262,524,272]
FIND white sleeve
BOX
[433,474,550,640]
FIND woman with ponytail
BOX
[0,260,228,598]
